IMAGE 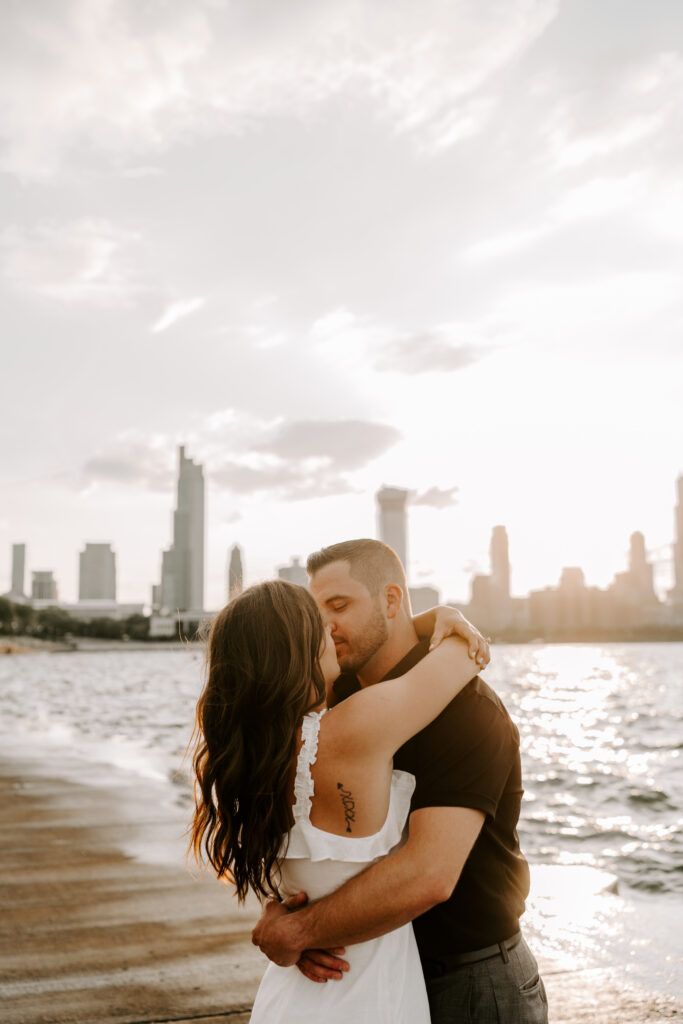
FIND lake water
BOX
[1,642,681,997]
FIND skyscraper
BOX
[490,525,510,600]
[672,476,683,603]
[228,545,243,601]
[376,486,409,569]
[32,571,57,601]
[79,543,116,601]
[160,446,205,612]
[11,543,25,597]
[627,531,655,601]
[278,556,307,586]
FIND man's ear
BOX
[384,584,404,619]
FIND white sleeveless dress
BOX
[249,710,430,1024]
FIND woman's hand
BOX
[428,607,490,670]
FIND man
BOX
[253,539,548,1023]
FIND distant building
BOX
[408,585,440,615]
[377,486,409,569]
[628,531,656,599]
[489,525,512,629]
[609,531,661,626]
[278,556,307,587]
[228,545,244,600]
[11,543,26,598]
[466,526,513,632]
[149,614,178,638]
[79,543,116,601]
[159,445,205,613]
[31,571,57,602]
[669,476,683,611]
[525,533,666,636]
[527,585,558,635]
[527,568,591,635]
[469,573,492,620]
[61,601,144,622]
[490,526,510,600]
[149,608,205,639]
[556,567,591,631]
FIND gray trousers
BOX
[425,935,548,1024]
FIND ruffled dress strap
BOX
[292,709,327,824]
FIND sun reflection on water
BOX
[486,643,683,995]
[526,864,625,968]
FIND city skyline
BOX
[0,2,681,607]
[3,463,681,615]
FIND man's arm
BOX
[252,805,484,972]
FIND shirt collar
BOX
[379,638,430,681]
[333,637,431,700]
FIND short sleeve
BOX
[330,673,361,706]
[403,687,519,817]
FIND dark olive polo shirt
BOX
[332,640,530,958]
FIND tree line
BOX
[0,598,151,641]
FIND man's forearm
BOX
[253,807,483,968]
[274,839,444,952]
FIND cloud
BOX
[414,486,459,509]
[465,174,645,263]
[212,417,402,501]
[311,309,501,377]
[375,331,486,374]
[1,219,145,305]
[210,460,355,502]
[80,416,401,503]
[541,50,683,176]
[151,297,205,333]
[81,434,174,491]
[553,112,665,169]
[0,0,560,179]
[0,1,214,180]
[252,419,401,470]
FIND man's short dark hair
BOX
[306,538,409,599]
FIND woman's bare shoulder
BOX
[320,687,391,760]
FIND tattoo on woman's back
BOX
[337,783,355,833]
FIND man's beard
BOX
[337,602,389,674]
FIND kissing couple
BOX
[190,538,548,1023]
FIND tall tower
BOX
[278,557,307,586]
[160,446,205,612]
[673,476,683,600]
[490,526,510,600]
[79,543,116,601]
[376,487,409,570]
[628,531,655,600]
[32,571,57,601]
[11,543,26,597]
[228,545,243,601]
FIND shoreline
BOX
[1,761,681,1022]
[0,635,194,654]
[0,758,263,1024]
[3,636,683,658]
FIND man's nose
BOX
[323,613,338,634]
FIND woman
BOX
[190,580,488,1023]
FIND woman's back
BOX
[249,710,430,1023]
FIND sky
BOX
[1,0,682,608]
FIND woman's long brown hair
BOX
[189,579,327,901]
